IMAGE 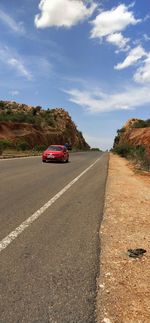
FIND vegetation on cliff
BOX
[0,101,90,154]
[113,118,150,171]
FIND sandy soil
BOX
[96,153,150,323]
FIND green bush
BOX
[113,144,134,157]
[132,145,145,159]
[113,128,126,148]
[44,112,55,126]
[32,106,42,116]
[113,144,150,171]
[132,119,150,128]
[33,144,47,151]
[0,111,34,123]
[0,106,57,128]
[117,127,126,134]
[141,152,150,171]
[0,140,13,154]
[17,141,30,151]
[90,148,100,151]
[0,101,5,108]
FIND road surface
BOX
[0,151,108,322]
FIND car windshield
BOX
[48,146,63,151]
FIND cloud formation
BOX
[90,4,140,39]
[144,34,150,42]
[65,86,150,113]
[134,54,150,83]
[0,46,32,80]
[8,58,31,79]
[35,0,96,28]
[106,32,130,51]
[0,9,25,33]
[115,45,147,70]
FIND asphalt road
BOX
[0,151,108,323]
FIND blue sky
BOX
[0,0,150,149]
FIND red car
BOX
[42,145,69,163]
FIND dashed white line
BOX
[0,157,102,253]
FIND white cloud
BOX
[8,58,32,79]
[134,54,150,83]
[90,4,140,39]
[0,9,25,33]
[144,34,150,42]
[35,0,97,29]
[65,86,150,113]
[0,46,32,80]
[143,14,150,22]
[106,32,130,51]
[115,45,147,70]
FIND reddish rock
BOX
[114,119,150,154]
[0,101,90,149]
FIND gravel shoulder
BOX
[96,153,150,323]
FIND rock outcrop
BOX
[113,118,150,154]
[0,101,90,150]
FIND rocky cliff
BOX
[113,118,150,154]
[0,101,90,150]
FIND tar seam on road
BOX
[0,156,103,253]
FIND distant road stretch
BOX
[0,151,108,323]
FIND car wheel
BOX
[66,158,69,163]
[42,160,46,163]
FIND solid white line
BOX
[0,156,41,161]
[0,157,102,253]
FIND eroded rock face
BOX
[114,118,150,154]
[119,128,150,148]
[0,101,90,149]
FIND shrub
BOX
[117,127,126,134]
[34,116,43,127]
[0,101,5,108]
[32,106,42,116]
[44,113,55,126]
[141,152,150,171]
[35,106,42,112]
[6,110,13,115]
[0,140,13,154]
[90,148,100,151]
[113,144,150,171]
[132,119,150,128]
[33,144,47,151]
[113,144,134,157]
[17,141,30,151]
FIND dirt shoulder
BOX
[96,153,150,323]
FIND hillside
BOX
[113,118,150,170]
[113,118,150,153]
[0,101,90,151]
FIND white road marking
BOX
[0,157,102,253]
[0,156,41,161]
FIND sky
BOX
[0,0,150,150]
